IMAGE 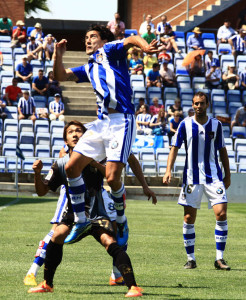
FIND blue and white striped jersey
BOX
[71,40,134,118]
[18,96,36,115]
[230,34,246,52]
[49,100,64,113]
[157,21,172,34]
[240,71,246,85]
[172,116,225,185]
[136,113,152,129]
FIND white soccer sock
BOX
[215,220,228,260]
[183,222,196,261]
[27,263,40,277]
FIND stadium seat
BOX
[2,143,17,157]
[19,132,34,145]
[224,138,233,151]
[228,102,241,116]
[175,66,189,77]
[4,106,18,119]
[175,40,186,53]
[212,105,227,115]
[33,95,47,108]
[13,47,26,59]
[19,119,33,132]
[147,87,162,101]
[51,133,64,146]
[139,148,155,161]
[174,52,186,67]
[238,164,246,173]
[50,120,65,134]
[125,163,134,177]
[163,87,178,100]
[227,150,236,164]
[132,86,146,100]
[130,74,145,87]
[237,151,246,164]
[27,26,35,37]
[180,88,194,101]
[30,59,44,74]
[0,36,11,43]
[242,90,246,105]
[202,32,216,43]
[17,82,31,92]
[131,148,139,160]
[234,138,246,152]
[192,77,206,90]
[2,59,13,71]
[223,125,231,138]
[36,132,51,146]
[177,76,191,89]
[163,135,169,148]
[0,119,2,132]
[22,158,35,173]
[232,126,246,139]
[157,161,167,176]
[44,60,54,74]
[6,158,21,173]
[220,55,234,71]
[141,161,157,176]
[41,159,53,173]
[218,43,232,55]
[176,148,186,162]
[236,55,246,71]
[19,144,34,157]
[174,31,185,42]
[165,99,175,111]
[173,162,184,175]
[3,131,18,144]
[229,162,237,173]
[124,29,138,38]
[34,120,49,133]
[0,70,14,82]
[227,90,241,103]
[35,145,50,158]
[211,89,225,102]
[0,157,5,172]
[52,145,62,158]
[156,148,170,161]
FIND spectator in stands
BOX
[189,54,204,78]
[222,64,239,92]
[188,108,195,117]
[11,20,27,49]
[168,111,182,145]
[217,19,236,45]
[43,34,55,61]
[136,104,152,135]
[187,27,204,51]
[127,46,143,61]
[156,15,172,37]
[0,17,12,36]
[236,7,246,30]
[135,98,149,116]
[231,103,246,129]
[129,52,144,75]
[107,13,125,39]
[16,55,33,83]
[159,25,181,54]
[47,71,63,97]
[205,62,222,90]
[157,51,171,64]
[146,63,161,88]
[27,36,43,61]
[167,97,183,119]
[143,53,158,75]
[149,97,164,116]
[205,50,220,70]
[142,25,156,44]
[18,90,36,122]
[30,23,43,42]
[4,78,22,106]
[0,51,3,70]
[229,26,246,59]
[239,67,246,91]
[36,107,49,120]
[139,14,155,35]
[0,99,7,121]
[149,108,167,135]
[159,60,177,87]
[32,69,49,96]
[49,93,65,121]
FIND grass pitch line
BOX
[0,198,21,211]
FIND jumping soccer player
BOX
[163,91,231,270]
[53,25,160,242]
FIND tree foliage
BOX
[25,0,50,15]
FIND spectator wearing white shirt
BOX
[205,51,220,71]
[27,36,43,61]
[136,104,152,135]
[205,62,222,90]
[18,90,36,122]
[139,15,155,35]
[49,93,65,121]
[217,20,237,45]
[156,15,172,37]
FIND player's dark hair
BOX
[63,120,87,141]
[193,91,209,104]
[152,63,159,68]
[86,25,115,42]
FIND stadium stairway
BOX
[60,51,97,124]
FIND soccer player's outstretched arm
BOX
[219,147,231,189]
[127,154,157,204]
[33,160,50,196]
[163,146,179,184]
[124,35,161,54]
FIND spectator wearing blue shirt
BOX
[187,27,204,51]
[49,93,65,121]
[168,111,182,145]
[16,55,33,83]
[229,26,246,59]
[32,69,49,96]
[147,63,161,88]
[129,52,143,75]
[18,90,36,123]
[205,51,220,71]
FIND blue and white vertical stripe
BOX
[18,96,36,115]
[231,34,246,52]
[49,100,64,113]
[136,113,152,129]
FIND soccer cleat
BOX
[64,221,91,244]
[214,259,231,270]
[125,286,143,298]
[24,273,37,286]
[184,260,197,269]
[28,281,53,293]
[109,275,125,286]
[116,219,129,247]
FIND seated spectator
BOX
[32,69,49,96]
[30,23,44,42]
[36,107,48,120]
[229,26,246,59]
[49,93,65,121]
[187,27,204,51]
[0,16,12,36]
[139,15,155,35]
[217,19,236,45]
[43,34,55,61]
[205,51,220,71]
[189,54,204,78]
[135,98,149,116]
[127,46,143,61]
[107,13,125,40]
[159,25,181,54]
[168,111,182,145]
[27,36,43,61]
[142,25,156,44]
[205,62,222,90]
[143,53,158,75]
[240,67,246,91]
[0,51,3,70]
[231,103,246,129]
[136,104,152,135]
[167,97,183,119]
[18,90,36,122]
[0,99,7,121]
[160,60,177,87]
[129,52,144,75]
[157,51,171,64]
[149,97,164,116]
[156,15,172,37]
[11,20,27,49]
[4,78,22,106]
[146,63,161,88]
[16,55,33,83]
[149,108,167,135]
[47,71,63,97]
[222,65,239,92]
[188,108,195,117]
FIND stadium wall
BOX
[0,0,24,25]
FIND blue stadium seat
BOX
[2,59,13,71]
[227,90,241,103]
[228,102,241,116]
[141,161,157,176]
[131,148,139,160]
[236,55,246,70]
[229,162,237,172]
[50,120,65,134]
[157,161,167,176]
[19,132,34,144]
[224,138,233,150]
[19,144,34,157]
[156,148,170,161]
[174,31,185,42]
[202,33,216,43]
[44,60,54,74]
[175,66,189,77]
[147,87,162,101]
[203,40,217,54]
[165,99,175,111]
[234,138,246,152]
[0,36,11,43]
[0,70,14,82]
[124,29,138,38]
[51,133,64,146]
[192,77,206,90]
[174,52,186,67]
[176,148,186,162]
[22,158,35,173]
[35,145,50,158]
[30,59,44,73]
[164,87,178,100]
[218,43,232,55]
[132,86,146,100]
[27,27,35,37]
[4,106,18,119]
[2,143,17,157]
[237,151,246,164]
[238,164,246,173]
[232,126,246,139]
[211,89,225,102]
[17,82,31,92]
[212,106,227,115]
[242,90,246,105]
[139,148,155,161]
[130,74,145,87]
[13,48,26,59]
[3,131,18,144]
[34,120,49,133]
[33,95,47,108]
[52,145,62,158]
[223,126,231,139]
[41,159,53,173]
[175,40,186,53]
[177,76,191,89]
[6,158,21,173]
[36,132,50,146]
[173,162,184,174]
[19,119,33,132]
[0,157,5,172]
[180,88,194,101]
[220,55,235,72]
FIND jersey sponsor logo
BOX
[96,53,103,63]
[216,187,224,194]
[208,131,215,139]
[45,169,53,180]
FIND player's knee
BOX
[216,211,227,221]
[184,214,195,224]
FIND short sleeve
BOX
[70,65,90,83]
[172,120,186,148]
[215,121,225,150]
[103,40,127,60]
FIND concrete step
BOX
[66,103,97,111]
[61,85,92,91]
[63,62,83,68]
[63,90,95,97]
[63,57,88,64]
[63,96,96,103]
[65,115,97,123]
[65,51,88,58]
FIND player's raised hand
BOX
[32,160,43,174]
[54,39,67,57]
[143,186,157,204]
[143,39,159,54]
[163,171,172,185]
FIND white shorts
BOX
[178,181,228,209]
[74,113,136,164]
[50,185,68,224]
[102,189,117,222]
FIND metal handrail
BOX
[152,0,186,21]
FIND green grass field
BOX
[0,195,246,299]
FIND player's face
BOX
[192,96,209,116]
[66,125,84,148]
[85,30,106,55]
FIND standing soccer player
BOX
[163,91,231,270]
[53,25,160,242]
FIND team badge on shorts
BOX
[111,140,119,149]
[208,131,215,139]
[216,187,224,194]
[96,53,103,63]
